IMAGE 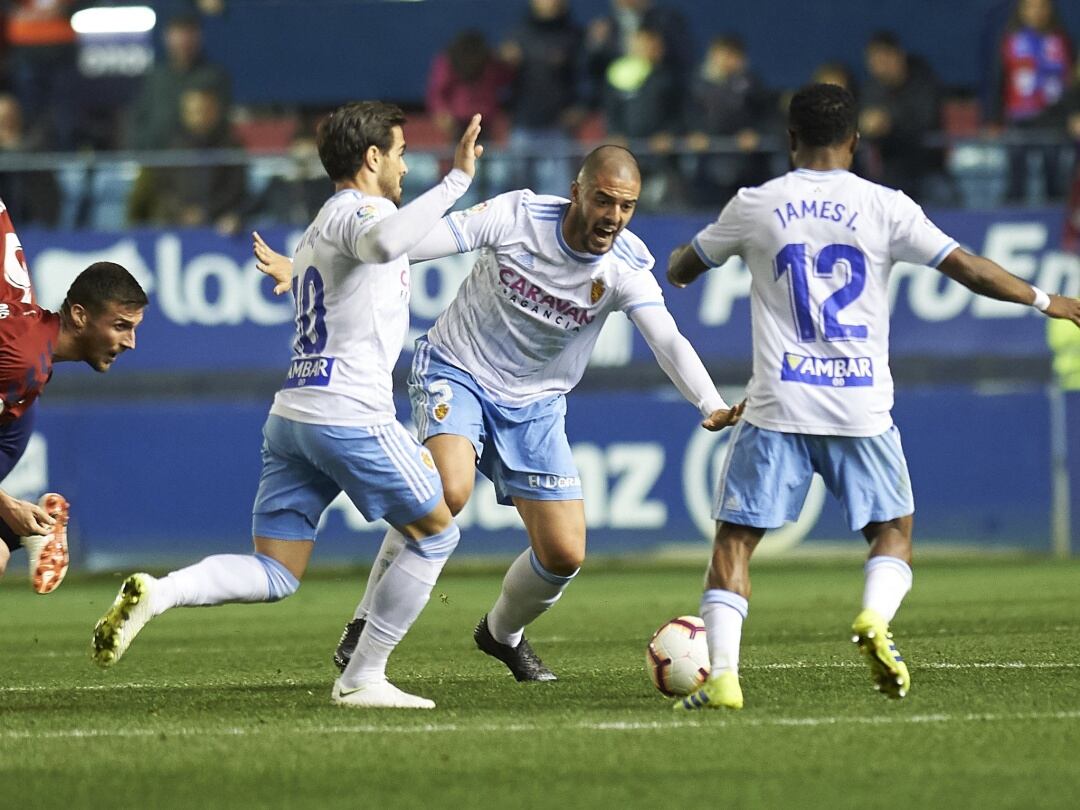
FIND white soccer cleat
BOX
[91,573,158,668]
[331,678,436,709]
[24,492,70,594]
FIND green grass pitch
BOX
[2,554,1079,809]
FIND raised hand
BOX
[453,113,484,178]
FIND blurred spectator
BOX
[603,27,680,206]
[426,29,513,142]
[125,12,231,150]
[684,36,775,205]
[127,86,245,231]
[860,31,945,202]
[1061,64,1080,251]
[812,62,858,98]
[990,0,1074,202]
[586,0,691,109]
[3,0,80,150]
[603,28,678,141]
[0,92,60,227]
[501,0,583,195]
[241,133,330,228]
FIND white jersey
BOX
[271,189,410,426]
[694,168,958,437]
[426,190,664,406]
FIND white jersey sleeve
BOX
[691,193,744,268]
[443,192,524,253]
[610,231,662,313]
[888,191,959,268]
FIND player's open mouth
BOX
[592,225,616,241]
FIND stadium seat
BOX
[232,117,299,154]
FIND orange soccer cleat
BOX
[25,492,70,594]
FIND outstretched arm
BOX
[353,114,482,264]
[630,305,743,431]
[666,242,711,288]
[253,231,293,295]
[937,247,1080,326]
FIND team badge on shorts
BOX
[590,280,605,304]
[420,449,436,471]
[433,402,450,422]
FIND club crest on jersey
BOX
[780,352,873,387]
[283,356,335,389]
[433,402,450,422]
[590,280,605,304]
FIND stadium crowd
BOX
[0,0,1078,229]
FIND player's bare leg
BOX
[334,500,458,709]
[335,433,477,671]
[474,498,584,682]
[677,522,763,711]
[852,515,914,699]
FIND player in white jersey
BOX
[91,102,485,710]
[664,84,1080,711]
[312,145,744,681]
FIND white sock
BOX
[149,553,298,616]
[340,525,458,687]
[486,549,576,648]
[354,528,406,621]
[862,555,913,623]
[701,589,748,676]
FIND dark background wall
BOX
[194,0,1080,106]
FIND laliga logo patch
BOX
[590,280,605,304]
[420,449,436,471]
[433,402,450,422]
[355,204,378,223]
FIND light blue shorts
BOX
[713,422,915,532]
[252,414,443,540]
[409,338,582,505]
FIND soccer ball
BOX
[646,615,710,696]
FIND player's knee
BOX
[441,482,472,516]
[534,544,584,577]
[254,553,300,601]
[406,522,461,561]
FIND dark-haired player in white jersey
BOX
[258,146,742,682]
[93,103,484,710]
[665,83,1080,711]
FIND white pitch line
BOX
[4,660,1077,694]
[2,710,1080,742]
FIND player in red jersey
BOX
[0,200,148,591]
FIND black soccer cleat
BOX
[473,615,557,682]
[333,618,366,672]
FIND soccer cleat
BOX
[331,678,435,709]
[473,614,557,682]
[333,618,366,672]
[91,573,158,668]
[673,671,743,711]
[851,608,910,699]
[24,493,70,594]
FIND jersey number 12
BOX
[774,243,868,343]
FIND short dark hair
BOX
[788,83,858,147]
[61,262,148,319]
[316,101,406,182]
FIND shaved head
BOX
[565,145,642,255]
[576,145,641,187]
